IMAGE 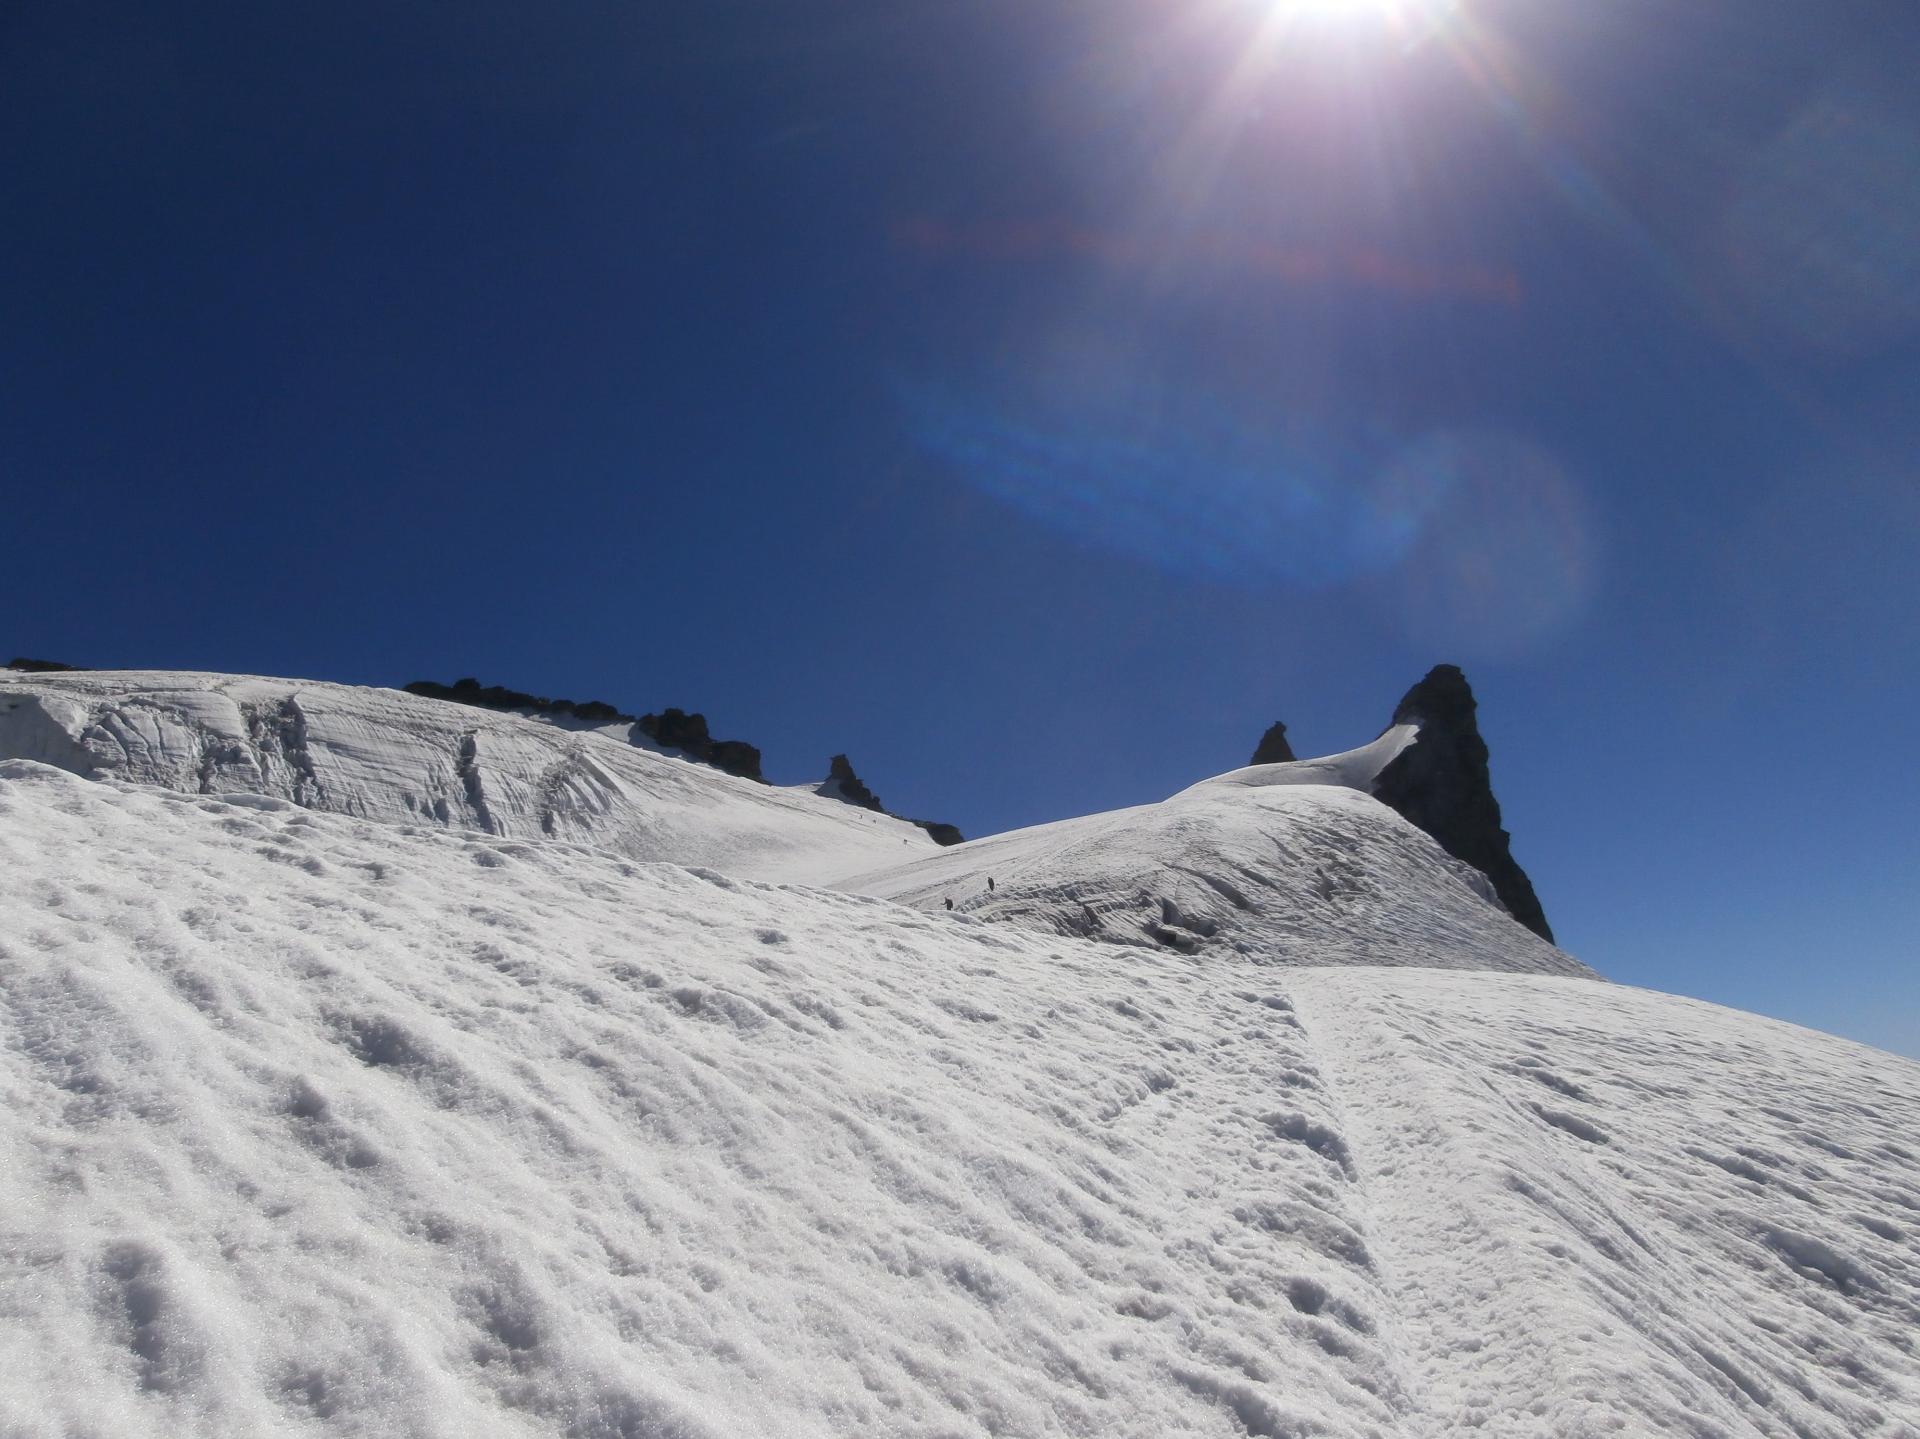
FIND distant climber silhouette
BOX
[944,897,953,911]
[986,876,995,893]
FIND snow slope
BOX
[841,768,1585,978]
[0,671,1570,976]
[3,758,1916,1438]
[0,670,937,884]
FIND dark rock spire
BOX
[1370,665,1554,943]
[819,753,965,847]
[824,754,884,812]
[1250,721,1296,766]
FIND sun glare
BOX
[1266,0,1458,35]
[1293,0,1449,14]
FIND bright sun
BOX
[1274,0,1456,27]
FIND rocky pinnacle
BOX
[1371,665,1554,943]
[1250,721,1297,766]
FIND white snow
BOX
[3,751,1917,1438]
[840,761,1578,976]
[1192,724,1420,797]
[0,670,938,885]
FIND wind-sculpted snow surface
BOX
[843,775,1588,977]
[4,759,1916,1437]
[0,670,937,884]
[1287,968,1920,1438]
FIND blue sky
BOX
[5,1,1917,1056]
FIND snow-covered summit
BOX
[840,757,1584,976]
[838,671,1574,975]
[1222,667,1555,943]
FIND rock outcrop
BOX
[636,708,765,784]
[823,754,883,811]
[5,658,80,673]
[1370,665,1553,942]
[1250,721,1296,765]
[818,752,964,847]
[404,679,769,784]
[404,677,629,725]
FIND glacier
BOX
[1,670,1916,1438]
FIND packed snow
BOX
[3,755,1916,1438]
[0,670,938,884]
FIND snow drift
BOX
[2,757,1917,1437]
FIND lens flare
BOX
[1364,431,1598,658]
[1715,84,1920,361]
[900,375,1424,590]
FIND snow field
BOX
[3,759,1916,1437]
[0,761,1407,1438]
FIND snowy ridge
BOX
[0,670,939,884]
[1197,724,1420,796]
[842,772,1585,977]
[1,758,1916,1437]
